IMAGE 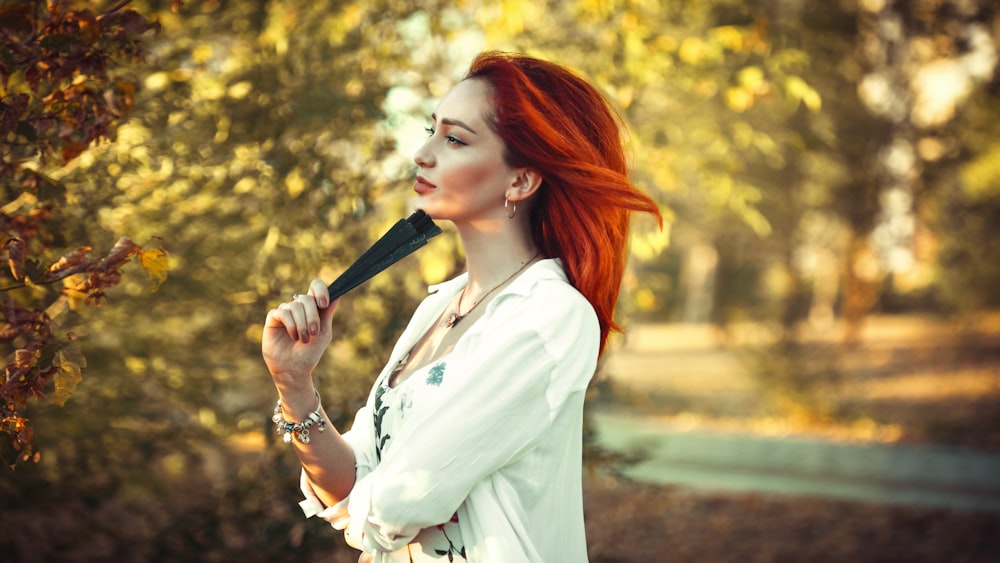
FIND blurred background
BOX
[2,0,999,561]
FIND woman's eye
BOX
[424,126,465,146]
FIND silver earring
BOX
[505,196,516,219]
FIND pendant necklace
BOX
[441,252,540,329]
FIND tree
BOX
[4,0,994,560]
[1,0,168,468]
[3,1,460,560]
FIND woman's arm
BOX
[262,279,357,505]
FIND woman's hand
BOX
[262,279,338,387]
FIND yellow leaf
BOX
[726,87,754,112]
[785,76,822,111]
[44,295,69,320]
[192,43,214,63]
[634,288,657,311]
[144,71,170,91]
[139,248,170,292]
[630,225,671,261]
[679,37,706,64]
[61,274,88,310]
[711,25,744,51]
[961,142,1000,200]
[284,168,306,198]
[738,66,765,91]
[53,351,84,407]
[227,81,253,99]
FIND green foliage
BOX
[2,0,998,560]
[4,0,460,559]
[927,85,1000,312]
[494,0,851,325]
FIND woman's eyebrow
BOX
[431,113,478,135]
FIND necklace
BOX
[440,252,540,329]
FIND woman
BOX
[262,51,660,562]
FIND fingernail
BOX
[310,323,319,335]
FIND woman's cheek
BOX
[444,158,501,194]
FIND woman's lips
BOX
[414,175,436,194]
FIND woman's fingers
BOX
[308,279,330,308]
[261,283,338,381]
[264,307,299,342]
[306,279,339,335]
[265,301,310,343]
[289,293,319,340]
[286,295,317,342]
[266,281,336,343]
[318,296,339,332]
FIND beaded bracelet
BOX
[272,389,327,444]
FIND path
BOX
[593,319,1000,513]
[593,410,1000,513]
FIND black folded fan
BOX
[326,210,443,301]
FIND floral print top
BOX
[370,357,466,562]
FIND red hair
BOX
[465,51,662,355]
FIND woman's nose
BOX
[413,140,434,167]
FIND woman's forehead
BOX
[434,79,492,126]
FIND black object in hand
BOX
[326,210,443,301]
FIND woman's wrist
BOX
[265,360,314,384]
[272,377,318,418]
[272,388,326,444]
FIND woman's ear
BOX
[508,168,543,202]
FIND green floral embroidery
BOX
[374,383,390,461]
[426,362,446,386]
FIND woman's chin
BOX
[414,204,438,218]
[413,200,445,220]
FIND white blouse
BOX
[299,259,599,562]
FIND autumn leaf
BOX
[60,141,89,164]
[0,94,30,137]
[44,294,69,320]
[0,4,33,37]
[101,237,141,270]
[60,275,88,311]
[0,0,162,468]
[39,33,88,53]
[109,79,135,114]
[46,246,93,279]
[139,247,169,292]
[13,348,39,372]
[5,237,25,280]
[52,349,85,407]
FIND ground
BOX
[583,478,1000,562]
[582,314,1000,562]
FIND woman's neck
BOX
[454,218,538,295]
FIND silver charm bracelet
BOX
[272,389,326,444]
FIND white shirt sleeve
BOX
[297,402,378,547]
[297,285,456,535]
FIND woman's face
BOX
[412,79,517,224]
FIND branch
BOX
[102,0,135,16]
[32,0,41,36]
[0,269,81,294]
[0,282,29,293]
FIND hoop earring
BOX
[505,196,516,219]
